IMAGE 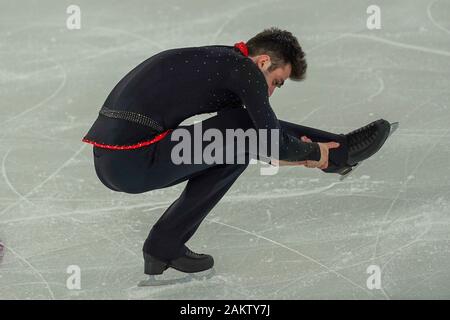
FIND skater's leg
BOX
[143,110,351,260]
[143,163,248,260]
[142,108,260,260]
[278,119,348,167]
[93,107,259,194]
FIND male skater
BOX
[82,27,390,276]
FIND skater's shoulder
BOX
[226,55,267,88]
[153,45,252,65]
[156,45,235,57]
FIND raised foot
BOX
[339,121,399,181]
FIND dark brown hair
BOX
[246,27,307,81]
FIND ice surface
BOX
[0,0,450,299]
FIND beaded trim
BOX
[82,129,172,150]
[99,106,164,132]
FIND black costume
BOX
[82,43,348,260]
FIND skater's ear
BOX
[251,54,272,72]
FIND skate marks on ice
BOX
[0,144,87,219]
[2,147,34,206]
[427,0,450,36]
[205,218,373,296]
[0,242,56,299]
[0,240,4,264]
[371,125,450,261]
[0,55,67,129]
[209,0,281,44]
[222,180,343,202]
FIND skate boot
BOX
[144,247,214,275]
[323,119,391,174]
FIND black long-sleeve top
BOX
[82,45,321,161]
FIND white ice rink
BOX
[1,0,449,299]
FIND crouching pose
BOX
[82,27,390,277]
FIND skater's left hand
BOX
[300,136,340,170]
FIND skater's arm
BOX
[272,141,340,169]
[227,58,321,162]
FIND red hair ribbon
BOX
[234,41,249,57]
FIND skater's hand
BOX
[270,136,311,166]
[304,141,340,170]
[270,137,339,168]
[271,159,307,167]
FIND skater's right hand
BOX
[304,141,340,170]
[270,138,339,168]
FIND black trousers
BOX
[92,108,348,260]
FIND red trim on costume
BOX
[234,41,249,57]
[81,129,172,150]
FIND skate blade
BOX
[137,268,216,287]
[339,164,359,181]
[389,122,399,135]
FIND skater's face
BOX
[251,55,292,97]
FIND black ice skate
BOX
[144,247,214,275]
[138,247,215,286]
[323,120,398,180]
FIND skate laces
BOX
[186,248,203,257]
[346,122,379,153]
